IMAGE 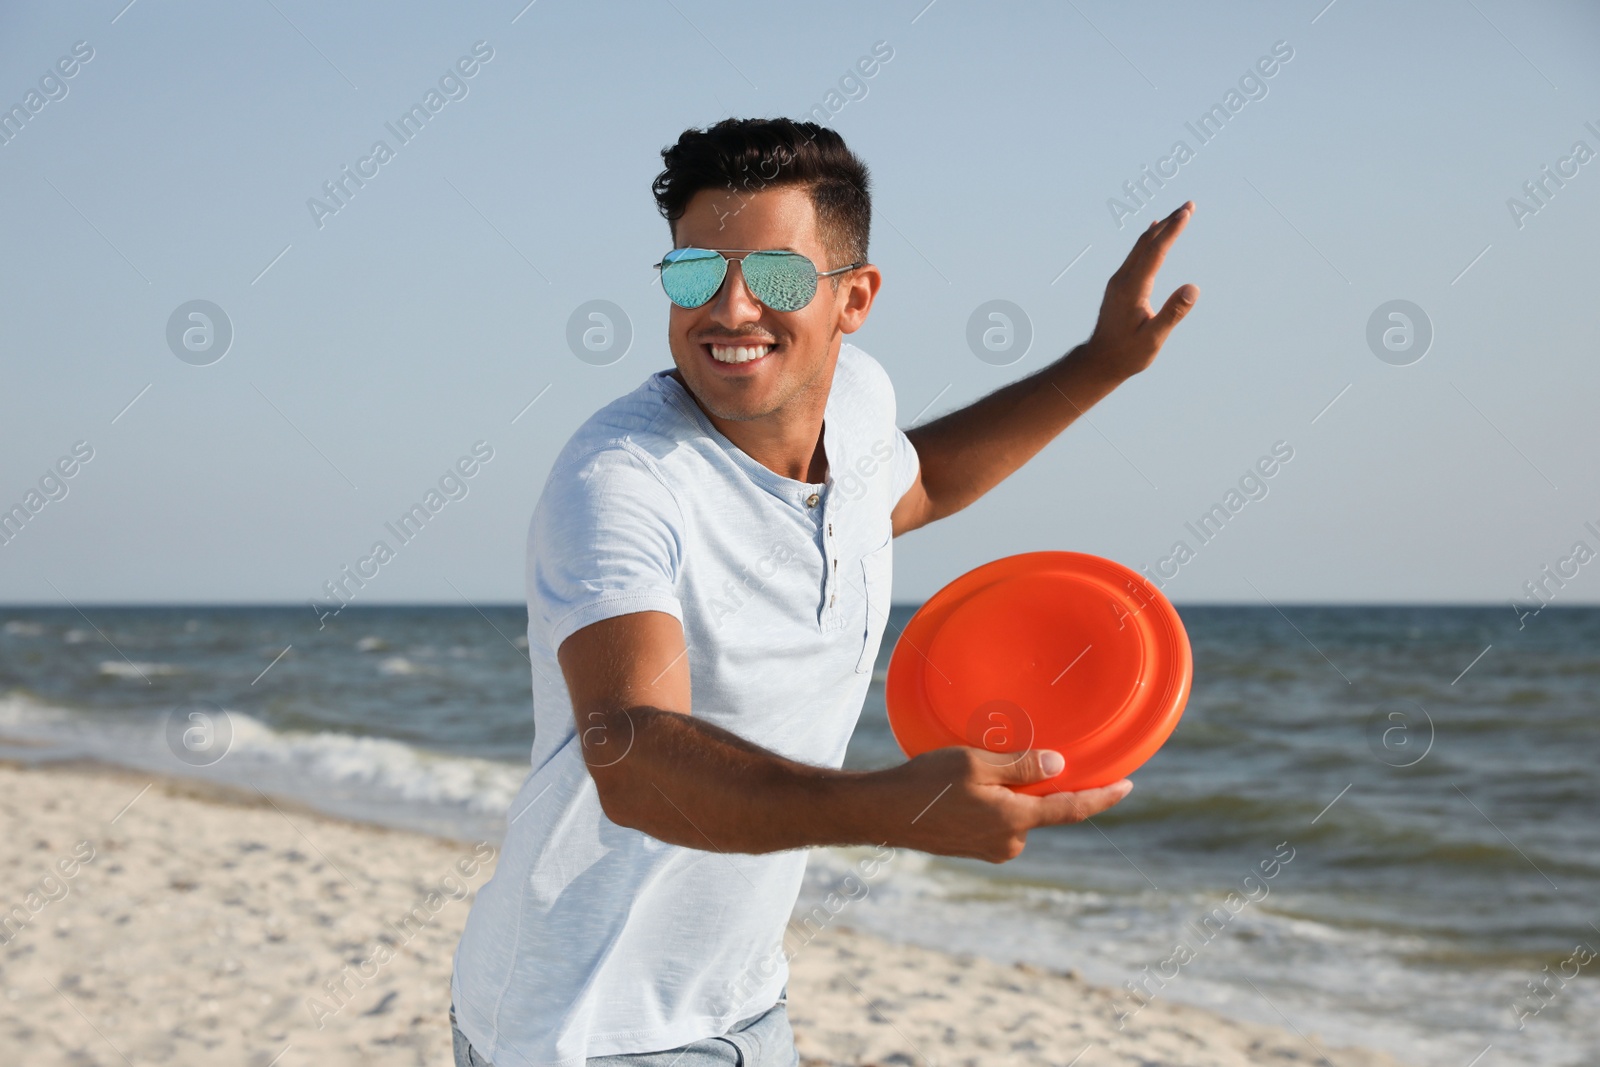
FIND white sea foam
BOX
[377,655,442,676]
[97,660,185,678]
[793,843,1588,1067]
[0,692,525,840]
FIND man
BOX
[451,117,1197,1067]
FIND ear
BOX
[836,264,882,335]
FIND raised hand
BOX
[1085,200,1199,378]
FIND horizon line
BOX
[0,600,1588,610]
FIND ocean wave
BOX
[0,692,526,829]
[797,840,1578,1067]
[377,655,441,676]
[228,716,525,813]
[0,692,74,730]
[97,660,185,679]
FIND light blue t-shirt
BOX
[451,342,919,1067]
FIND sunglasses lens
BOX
[741,251,818,312]
[660,248,727,309]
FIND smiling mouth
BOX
[703,341,777,366]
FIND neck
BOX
[670,372,832,484]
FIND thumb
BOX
[976,748,1065,785]
[1151,283,1199,338]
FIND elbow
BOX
[588,764,644,830]
[589,760,696,847]
[891,480,942,537]
[576,704,681,835]
[576,706,645,828]
[582,748,643,831]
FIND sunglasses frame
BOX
[652,247,866,312]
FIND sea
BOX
[1,603,1595,1066]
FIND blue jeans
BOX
[450,989,798,1067]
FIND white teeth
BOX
[709,344,773,364]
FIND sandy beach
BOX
[0,761,1412,1067]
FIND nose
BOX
[707,258,764,326]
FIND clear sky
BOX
[2,0,1597,607]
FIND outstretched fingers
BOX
[1123,201,1194,307]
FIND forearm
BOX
[590,706,916,853]
[907,340,1131,523]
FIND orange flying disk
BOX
[885,551,1192,795]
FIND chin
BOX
[699,392,777,423]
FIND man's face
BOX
[665,184,877,423]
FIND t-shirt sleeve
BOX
[529,444,685,654]
[856,344,921,506]
[890,424,920,504]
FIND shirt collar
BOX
[654,364,839,503]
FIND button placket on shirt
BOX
[824,485,844,628]
[806,483,844,627]
[811,416,843,631]
[827,514,837,613]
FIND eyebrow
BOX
[676,246,802,253]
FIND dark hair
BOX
[652,118,872,271]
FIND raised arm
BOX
[560,609,1133,861]
[892,201,1198,537]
